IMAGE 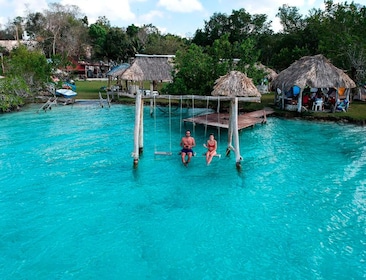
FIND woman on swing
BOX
[203,133,217,166]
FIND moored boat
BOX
[55,88,77,98]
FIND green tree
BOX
[317,0,366,72]
[276,5,305,34]
[165,44,213,95]
[104,27,130,62]
[144,34,186,55]
[0,45,51,112]
[7,45,51,91]
[24,3,87,60]
[89,17,110,59]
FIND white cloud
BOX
[60,0,136,25]
[157,0,204,13]
[139,10,164,24]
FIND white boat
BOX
[55,88,77,98]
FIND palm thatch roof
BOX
[121,54,174,81]
[255,63,278,81]
[211,70,261,97]
[271,54,356,91]
[106,63,130,78]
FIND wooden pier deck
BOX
[183,108,274,130]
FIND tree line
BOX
[0,1,365,108]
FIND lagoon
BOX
[0,102,365,279]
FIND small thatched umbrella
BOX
[271,54,356,112]
[211,70,261,97]
[128,55,174,166]
[122,54,174,94]
[211,71,261,168]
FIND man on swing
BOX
[180,130,196,166]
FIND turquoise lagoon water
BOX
[0,102,365,279]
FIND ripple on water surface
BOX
[0,104,365,279]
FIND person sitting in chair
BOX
[336,99,349,112]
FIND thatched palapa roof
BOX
[211,70,261,97]
[271,54,356,91]
[121,54,174,81]
[255,63,277,81]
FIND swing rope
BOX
[191,94,195,136]
[180,95,183,136]
[169,95,172,153]
[216,97,221,158]
[204,96,209,138]
[153,95,157,153]
[217,97,221,146]
[154,95,172,156]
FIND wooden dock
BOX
[183,108,274,130]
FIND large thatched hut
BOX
[121,54,174,94]
[271,54,356,112]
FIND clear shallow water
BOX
[0,102,365,279]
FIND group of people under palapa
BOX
[180,130,217,166]
[284,86,349,112]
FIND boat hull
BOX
[55,89,77,98]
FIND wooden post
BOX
[133,92,142,167]
[150,80,154,94]
[139,99,144,154]
[150,98,154,116]
[149,80,155,116]
[226,100,233,156]
[232,97,242,168]
[297,88,303,112]
[334,90,340,113]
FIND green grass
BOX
[75,80,108,99]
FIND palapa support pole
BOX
[281,83,285,110]
[150,99,154,116]
[226,101,234,156]
[133,91,142,167]
[139,99,144,154]
[231,97,242,168]
[150,80,154,95]
[297,88,303,112]
[149,80,155,116]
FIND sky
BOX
[0,0,340,37]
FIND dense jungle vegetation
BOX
[0,0,365,113]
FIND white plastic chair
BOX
[312,100,323,111]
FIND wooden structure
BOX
[123,55,175,167]
[210,70,262,168]
[121,54,174,94]
[183,108,274,130]
[106,63,130,90]
[125,57,264,168]
[271,54,356,112]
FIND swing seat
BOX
[178,151,197,156]
[154,151,173,156]
[202,152,221,158]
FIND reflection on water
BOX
[0,103,365,279]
